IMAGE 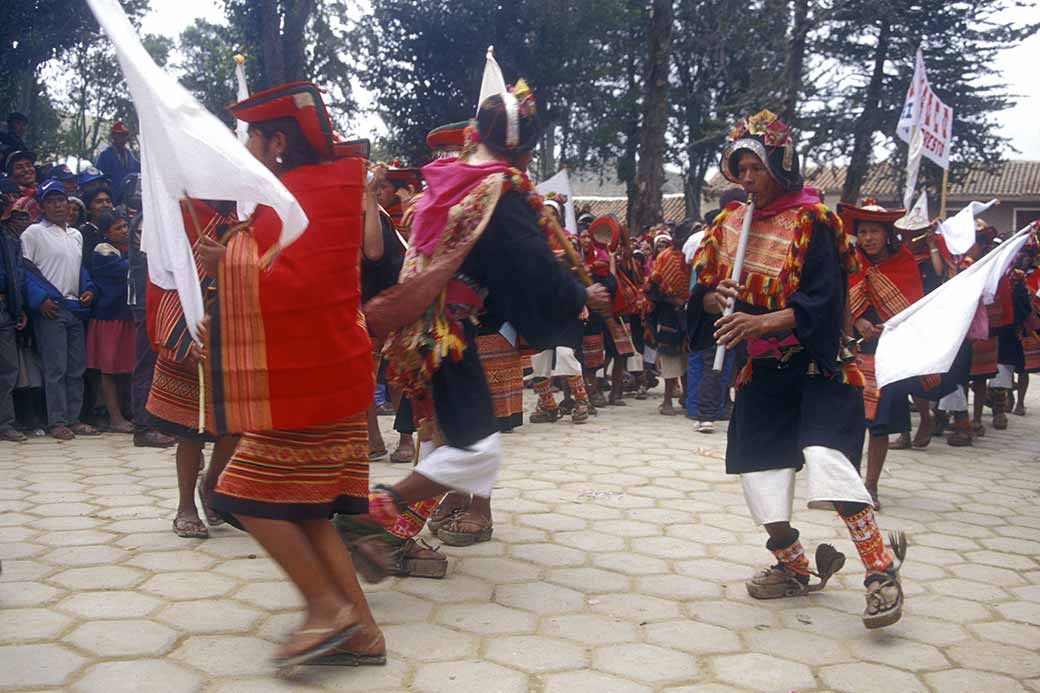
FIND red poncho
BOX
[848,246,924,322]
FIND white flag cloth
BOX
[938,199,999,256]
[536,169,578,235]
[86,0,308,341]
[875,226,1032,389]
[234,61,250,144]
[682,230,705,264]
[477,46,508,114]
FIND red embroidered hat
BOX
[228,82,335,159]
[425,121,469,154]
[333,138,370,161]
[837,199,904,236]
[589,214,621,251]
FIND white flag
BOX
[875,226,1031,389]
[896,48,953,171]
[86,0,308,341]
[536,169,578,235]
[234,57,250,144]
[477,46,507,114]
[938,199,999,256]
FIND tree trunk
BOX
[781,0,811,124]
[260,0,285,87]
[841,18,890,204]
[631,0,674,233]
[282,0,315,82]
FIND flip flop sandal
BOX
[273,618,361,671]
[309,630,387,667]
[389,446,415,463]
[368,449,389,462]
[197,477,225,527]
[172,515,209,539]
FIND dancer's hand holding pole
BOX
[712,195,754,372]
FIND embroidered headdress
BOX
[720,109,803,192]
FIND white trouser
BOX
[938,385,968,412]
[989,363,1014,390]
[415,433,502,498]
[531,347,582,378]
[740,446,874,525]
[626,354,644,372]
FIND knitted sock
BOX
[567,375,589,403]
[766,533,810,576]
[533,378,557,410]
[841,505,893,574]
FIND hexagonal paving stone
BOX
[72,659,203,693]
[456,557,541,583]
[924,668,1028,693]
[57,590,164,619]
[436,602,536,635]
[593,643,699,684]
[0,580,65,607]
[643,621,742,655]
[969,620,1040,649]
[686,600,777,630]
[743,627,852,666]
[509,542,587,567]
[540,613,639,645]
[157,599,263,634]
[946,640,1040,678]
[365,590,436,625]
[49,565,144,590]
[636,574,720,601]
[40,544,131,567]
[542,670,652,693]
[125,549,216,572]
[818,661,928,693]
[496,581,586,614]
[381,624,478,662]
[396,574,493,604]
[140,571,237,600]
[65,619,178,657]
[485,635,587,673]
[412,660,528,693]
[712,653,816,691]
[589,593,683,622]
[547,567,631,594]
[170,636,275,676]
[0,608,72,642]
[0,643,87,689]
[233,580,304,610]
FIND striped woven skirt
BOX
[476,334,524,429]
[210,412,369,521]
[146,354,218,442]
[1022,333,1040,374]
[582,334,606,369]
[969,337,998,379]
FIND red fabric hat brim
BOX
[334,139,370,160]
[229,82,334,159]
[425,122,468,152]
[837,202,905,236]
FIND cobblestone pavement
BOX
[1,387,1039,693]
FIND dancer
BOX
[365,75,608,556]
[690,110,906,629]
[203,82,382,667]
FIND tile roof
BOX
[573,194,690,225]
[705,160,1040,201]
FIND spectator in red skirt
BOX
[86,209,135,433]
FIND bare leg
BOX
[971,378,986,427]
[763,521,798,547]
[175,439,204,523]
[204,436,239,490]
[469,494,492,521]
[911,396,932,446]
[609,358,626,404]
[1015,373,1029,414]
[239,516,351,639]
[100,374,132,431]
[864,435,887,509]
[367,403,385,456]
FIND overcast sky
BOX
[141,0,1040,160]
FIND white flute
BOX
[713,196,755,372]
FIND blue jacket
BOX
[22,258,96,320]
[96,145,140,192]
[89,243,131,321]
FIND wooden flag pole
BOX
[181,194,207,434]
[939,167,950,218]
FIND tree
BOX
[804,0,1039,204]
[178,20,241,126]
[223,0,358,124]
[630,0,674,233]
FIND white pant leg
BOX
[804,446,874,510]
[626,353,644,372]
[741,468,796,525]
[415,433,502,498]
[989,363,1014,389]
[531,350,554,379]
[938,385,967,412]
[552,347,583,377]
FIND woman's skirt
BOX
[146,354,219,442]
[86,319,135,374]
[476,334,524,430]
[211,412,369,521]
[970,337,999,379]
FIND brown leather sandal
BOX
[436,509,493,547]
[309,627,386,667]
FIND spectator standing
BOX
[0,198,28,442]
[51,164,80,197]
[5,150,38,198]
[79,187,114,271]
[96,121,140,191]
[21,180,98,440]
[86,210,136,433]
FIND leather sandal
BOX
[436,509,493,547]
[746,544,845,600]
[427,494,469,534]
[309,627,386,667]
[862,532,908,629]
[272,608,361,670]
[889,432,912,450]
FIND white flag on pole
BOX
[938,199,999,255]
[875,226,1031,389]
[536,169,578,235]
[896,48,953,170]
[86,0,308,341]
[234,57,250,144]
